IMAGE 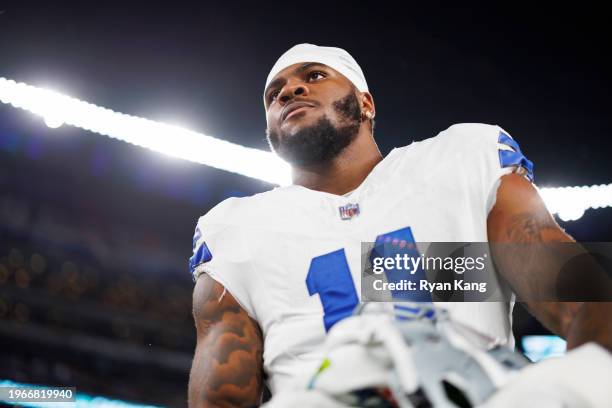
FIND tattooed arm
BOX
[188,274,264,408]
[487,173,612,351]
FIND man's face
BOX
[264,62,362,166]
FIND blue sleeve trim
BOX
[498,131,534,182]
[189,241,213,278]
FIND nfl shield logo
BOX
[339,203,360,220]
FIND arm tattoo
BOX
[504,211,562,243]
[189,276,263,408]
[494,209,570,301]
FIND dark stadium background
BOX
[0,2,610,406]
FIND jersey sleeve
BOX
[188,200,257,319]
[443,123,534,214]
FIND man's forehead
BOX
[274,62,333,79]
[265,62,337,92]
[264,44,369,96]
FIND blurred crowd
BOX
[0,188,195,406]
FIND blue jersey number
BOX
[306,249,358,332]
[306,226,430,331]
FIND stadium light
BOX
[43,115,64,128]
[0,77,291,185]
[1,77,611,220]
[539,184,612,222]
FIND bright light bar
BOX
[1,77,610,221]
[0,77,292,185]
[539,183,612,221]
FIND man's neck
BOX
[291,133,382,196]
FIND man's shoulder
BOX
[396,123,504,150]
[196,186,297,228]
[443,122,504,136]
[391,123,506,164]
[440,123,508,148]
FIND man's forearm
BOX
[189,329,263,407]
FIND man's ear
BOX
[360,91,375,119]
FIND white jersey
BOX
[189,123,534,394]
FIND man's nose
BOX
[278,81,309,105]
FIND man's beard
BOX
[267,91,362,167]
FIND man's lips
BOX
[281,101,315,123]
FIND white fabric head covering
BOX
[265,43,369,95]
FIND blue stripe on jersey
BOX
[394,303,436,321]
[189,241,213,277]
[192,227,202,251]
[498,131,534,181]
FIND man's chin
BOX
[267,111,359,166]
[279,115,318,136]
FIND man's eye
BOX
[269,90,280,102]
[308,71,326,81]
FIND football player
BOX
[187,44,611,407]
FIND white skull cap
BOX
[265,43,369,97]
